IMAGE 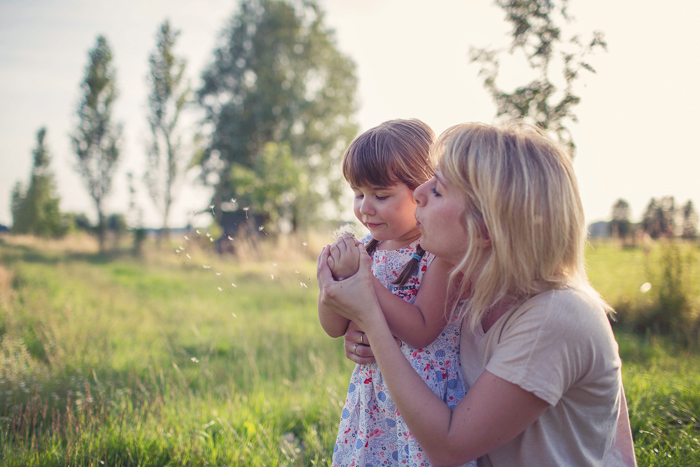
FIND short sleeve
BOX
[485,289,620,406]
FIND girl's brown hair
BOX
[342,119,435,286]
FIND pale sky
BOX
[1,0,699,229]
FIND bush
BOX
[635,241,699,348]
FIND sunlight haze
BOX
[1,0,698,229]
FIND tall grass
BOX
[0,233,350,466]
[0,234,698,465]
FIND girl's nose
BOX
[359,197,374,215]
[414,181,428,206]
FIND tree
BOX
[197,0,358,233]
[610,198,631,240]
[470,0,606,154]
[144,20,190,241]
[11,128,62,236]
[681,200,698,240]
[71,35,123,253]
[642,196,677,239]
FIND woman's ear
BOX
[480,226,491,248]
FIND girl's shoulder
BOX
[358,234,373,246]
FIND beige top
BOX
[459,288,622,467]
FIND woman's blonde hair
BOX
[342,118,436,286]
[436,122,612,331]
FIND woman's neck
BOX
[481,298,518,333]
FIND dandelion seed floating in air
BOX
[231,283,237,287]
[300,282,308,288]
[184,235,189,241]
[228,236,233,241]
[302,242,307,247]
[218,287,222,292]
[203,265,211,269]
[258,226,267,235]
[232,313,237,318]
[243,207,249,218]
[191,357,199,363]
[196,230,201,235]
[210,238,214,242]
[186,254,191,259]
[210,205,215,215]
[640,282,652,293]
[295,270,300,274]
[216,272,222,276]
[271,274,274,280]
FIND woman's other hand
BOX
[344,321,403,365]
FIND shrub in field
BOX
[636,241,700,348]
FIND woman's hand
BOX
[317,243,382,329]
[344,321,375,364]
[344,321,403,365]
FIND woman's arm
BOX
[318,246,549,466]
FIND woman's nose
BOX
[414,181,428,206]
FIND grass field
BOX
[0,234,698,466]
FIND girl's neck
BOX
[375,228,421,251]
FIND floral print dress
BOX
[332,236,474,467]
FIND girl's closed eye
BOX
[431,186,441,197]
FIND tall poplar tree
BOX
[71,35,122,252]
[11,127,62,236]
[144,20,190,241]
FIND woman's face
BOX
[413,170,469,265]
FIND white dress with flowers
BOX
[332,236,474,467]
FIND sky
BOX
[1,0,699,229]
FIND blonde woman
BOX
[318,122,636,466]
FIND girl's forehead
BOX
[351,183,402,190]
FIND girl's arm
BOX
[317,237,359,338]
[371,256,452,349]
[317,248,549,466]
[324,236,451,349]
[318,294,350,338]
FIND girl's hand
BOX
[326,236,361,280]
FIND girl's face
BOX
[413,171,469,264]
[352,182,420,250]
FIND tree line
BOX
[606,197,698,241]
[10,0,358,252]
[11,0,626,253]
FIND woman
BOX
[317,122,636,466]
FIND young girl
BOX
[318,119,474,467]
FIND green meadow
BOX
[0,235,698,466]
